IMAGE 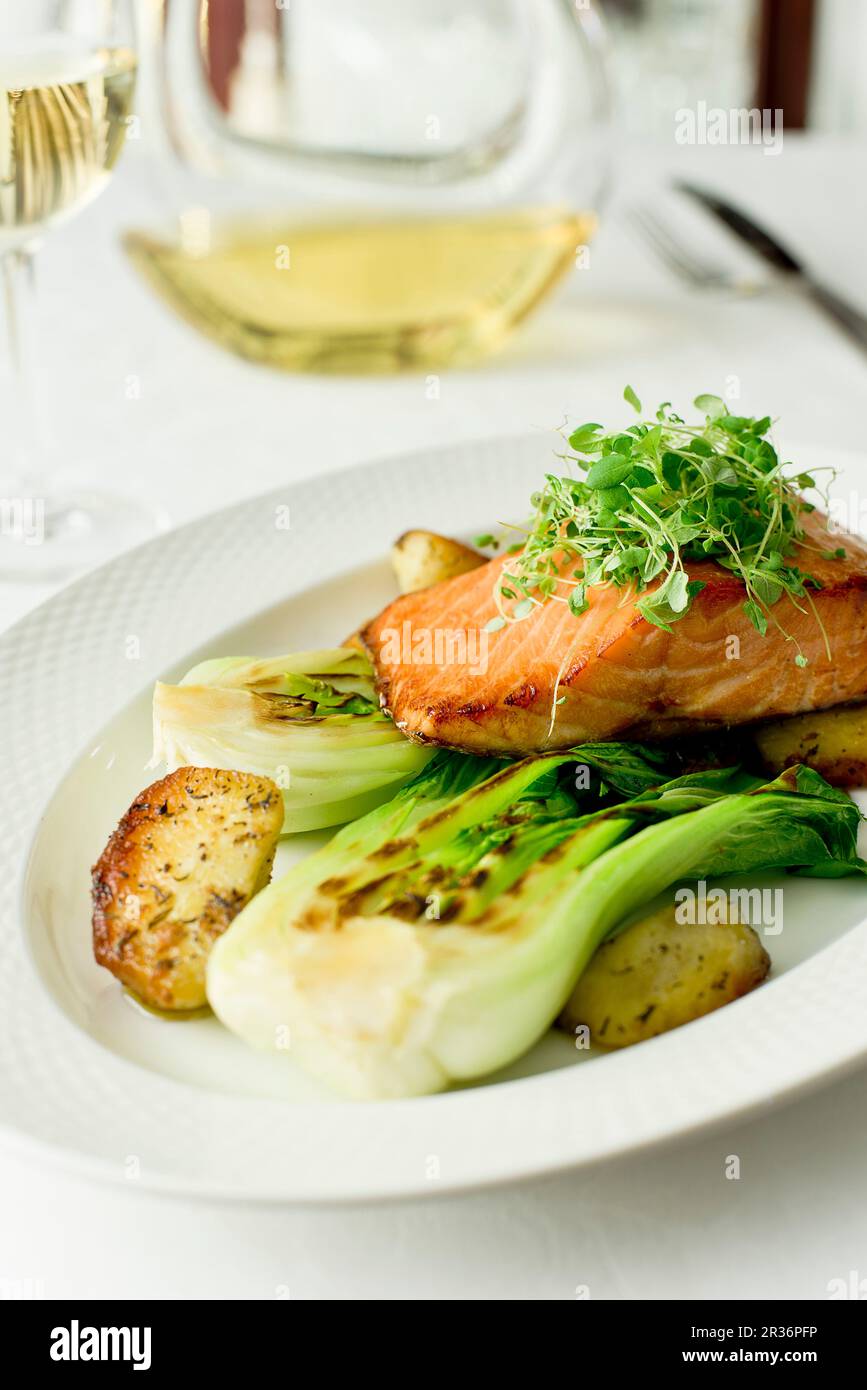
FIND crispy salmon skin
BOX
[362,513,867,755]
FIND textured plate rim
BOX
[3,434,867,1205]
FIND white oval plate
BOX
[5,434,867,1205]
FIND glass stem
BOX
[2,243,45,499]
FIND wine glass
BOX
[0,0,155,579]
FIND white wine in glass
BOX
[0,3,155,579]
[0,40,135,245]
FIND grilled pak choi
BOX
[208,746,863,1099]
[152,648,432,833]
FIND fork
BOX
[628,204,767,295]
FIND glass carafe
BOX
[129,0,612,372]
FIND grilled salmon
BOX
[362,513,867,756]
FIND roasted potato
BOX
[559,906,770,1049]
[391,529,485,594]
[752,702,867,788]
[92,767,283,1012]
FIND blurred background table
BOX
[2,131,865,629]
[2,131,867,1298]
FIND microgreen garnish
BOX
[490,392,838,665]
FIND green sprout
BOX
[488,389,838,667]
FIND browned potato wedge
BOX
[92,767,283,1013]
[391,529,485,594]
[559,906,770,1049]
[752,702,867,788]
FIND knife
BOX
[677,180,867,354]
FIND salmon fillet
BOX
[362,513,867,755]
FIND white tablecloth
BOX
[2,136,866,1300]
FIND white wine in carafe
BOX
[124,207,596,373]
